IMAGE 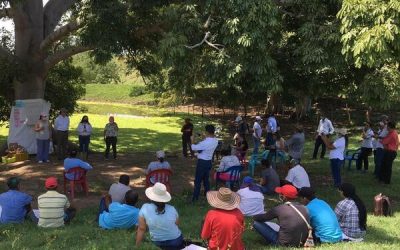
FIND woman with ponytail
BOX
[335,183,367,240]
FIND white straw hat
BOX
[145,182,171,203]
[206,187,240,210]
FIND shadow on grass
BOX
[366,225,400,244]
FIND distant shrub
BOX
[129,85,148,97]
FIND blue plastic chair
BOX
[215,165,243,190]
[343,148,361,170]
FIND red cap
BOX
[45,177,58,189]
[275,185,298,199]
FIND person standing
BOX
[181,118,194,158]
[321,128,347,187]
[191,124,219,202]
[266,113,278,147]
[379,121,399,184]
[252,116,263,154]
[104,116,119,160]
[312,113,334,159]
[235,116,249,140]
[356,122,374,172]
[34,113,52,163]
[373,120,388,177]
[285,125,305,161]
[77,115,92,159]
[54,108,70,160]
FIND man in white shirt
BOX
[252,116,263,154]
[237,177,265,216]
[54,108,70,160]
[312,112,334,159]
[285,159,311,189]
[108,175,131,203]
[191,124,219,202]
[266,113,278,147]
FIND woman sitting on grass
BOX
[136,183,184,249]
[335,183,367,241]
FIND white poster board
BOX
[7,99,51,154]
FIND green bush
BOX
[129,85,148,97]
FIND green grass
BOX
[82,84,155,104]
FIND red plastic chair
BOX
[63,167,89,199]
[145,169,173,192]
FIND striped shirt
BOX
[38,191,70,228]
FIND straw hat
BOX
[206,187,240,210]
[145,182,171,203]
[336,128,348,135]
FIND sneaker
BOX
[38,161,43,163]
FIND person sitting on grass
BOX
[284,159,310,189]
[34,177,76,227]
[146,150,171,184]
[108,174,131,203]
[0,177,33,224]
[237,176,264,216]
[214,148,241,182]
[136,183,184,249]
[64,150,93,180]
[98,190,140,230]
[253,185,310,247]
[298,187,343,244]
[259,159,280,195]
[201,187,245,250]
[335,183,367,241]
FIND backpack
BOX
[374,193,393,216]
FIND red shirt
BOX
[381,130,399,152]
[201,209,245,250]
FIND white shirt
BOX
[373,127,388,149]
[77,123,92,136]
[237,187,265,216]
[191,137,219,161]
[317,118,334,135]
[253,122,262,138]
[54,115,70,131]
[329,137,346,160]
[108,183,131,203]
[267,117,277,133]
[217,155,241,172]
[285,164,310,189]
[146,161,171,174]
[361,128,374,148]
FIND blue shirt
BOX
[99,202,139,229]
[64,157,93,180]
[307,198,342,243]
[139,203,181,242]
[0,190,32,223]
[267,117,278,133]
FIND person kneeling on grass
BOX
[237,176,264,216]
[201,187,245,250]
[335,183,367,241]
[298,187,342,244]
[32,177,76,227]
[98,190,140,230]
[136,183,184,249]
[253,185,310,247]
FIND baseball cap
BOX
[275,185,298,199]
[45,177,58,189]
[242,176,254,184]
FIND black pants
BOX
[379,150,397,184]
[56,130,69,160]
[356,147,372,171]
[182,136,194,157]
[105,136,117,159]
[313,135,326,159]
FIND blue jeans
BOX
[36,139,50,161]
[330,159,343,187]
[253,221,279,245]
[253,136,260,154]
[192,159,212,201]
[79,135,90,153]
[153,234,183,249]
[374,148,384,176]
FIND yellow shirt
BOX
[38,190,70,228]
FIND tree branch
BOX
[43,0,78,37]
[185,32,224,51]
[44,45,93,70]
[40,20,82,51]
[0,8,13,19]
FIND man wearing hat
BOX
[54,108,70,160]
[356,121,374,172]
[237,176,264,216]
[253,185,310,246]
[321,128,347,187]
[0,177,32,224]
[298,187,342,244]
[35,177,76,227]
[252,116,263,154]
[201,187,245,250]
[181,118,194,158]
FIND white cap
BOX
[235,116,242,122]
[255,116,262,120]
[156,150,165,158]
